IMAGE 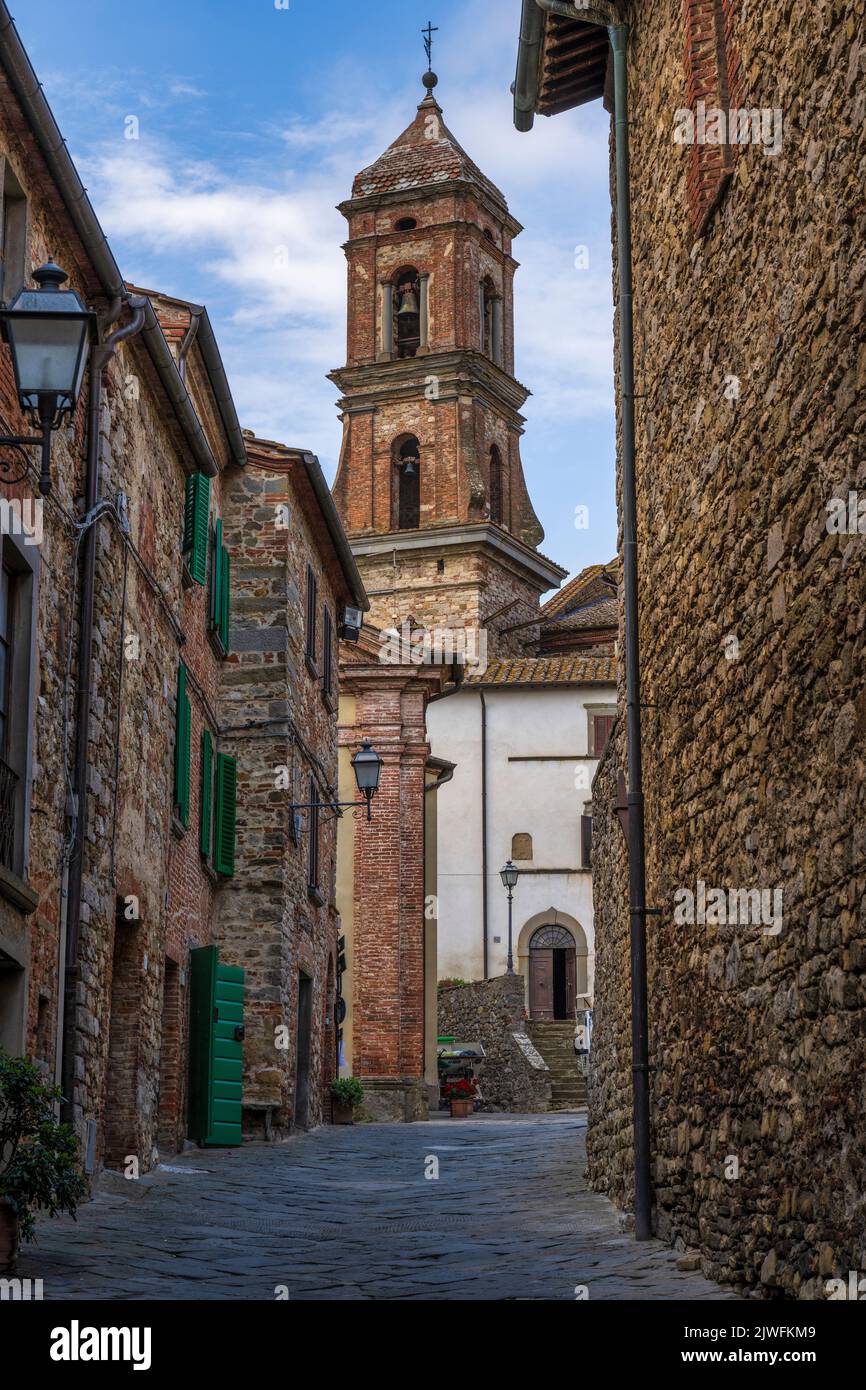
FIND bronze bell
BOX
[397,288,419,315]
[402,453,419,477]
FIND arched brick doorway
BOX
[528,924,576,1020]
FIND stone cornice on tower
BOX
[329,348,531,415]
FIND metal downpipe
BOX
[610,21,652,1242]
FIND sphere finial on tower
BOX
[422,19,439,90]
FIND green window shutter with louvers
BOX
[219,547,231,652]
[174,663,191,828]
[211,518,223,632]
[213,752,237,876]
[183,472,211,585]
[199,727,213,856]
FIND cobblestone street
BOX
[18,1114,732,1301]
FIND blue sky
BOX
[17,0,617,581]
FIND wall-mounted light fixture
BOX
[290,738,383,828]
[0,261,95,496]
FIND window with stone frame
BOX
[305,564,318,675]
[587,706,616,758]
[0,158,28,305]
[322,606,335,711]
[682,0,745,233]
[480,276,502,364]
[307,777,320,894]
[581,808,593,869]
[0,536,35,883]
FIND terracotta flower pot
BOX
[0,1199,19,1273]
[332,1102,355,1125]
[450,1099,473,1118]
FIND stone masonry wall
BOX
[438,975,552,1113]
[217,444,342,1136]
[588,0,866,1297]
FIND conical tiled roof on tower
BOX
[352,76,508,210]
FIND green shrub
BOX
[330,1076,364,1109]
[0,1051,87,1244]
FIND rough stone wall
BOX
[352,543,545,661]
[217,447,341,1136]
[438,975,552,1112]
[588,0,866,1297]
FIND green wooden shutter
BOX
[183,473,211,585]
[199,727,214,856]
[188,945,244,1147]
[211,518,223,632]
[174,664,191,827]
[213,752,237,876]
[219,547,231,652]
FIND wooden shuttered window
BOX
[213,752,237,876]
[307,777,319,890]
[322,607,333,700]
[183,472,211,585]
[210,518,231,653]
[305,565,317,669]
[199,727,214,857]
[581,814,593,870]
[592,715,614,757]
[174,664,192,828]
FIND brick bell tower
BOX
[330,69,565,655]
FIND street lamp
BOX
[351,738,383,821]
[0,260,95,496]
[499,859,520,975]
[289,739,384,828]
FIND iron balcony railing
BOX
[0,755,18,872]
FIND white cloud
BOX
[80,38,614,479]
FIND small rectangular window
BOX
[307,777,319,891]
[322,607,333,702]
[581,814,593,870]
[592,715,614,758]
[0,160,28,304]
[305,565,318,672]
[174,664,192,828]
[0,540,35,880]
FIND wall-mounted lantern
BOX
[0,261,95,496]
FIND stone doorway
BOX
[529,925,576,1020]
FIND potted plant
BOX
[443,1077,477,1118]
[329,1076,364,1125]
[0,1051,87,1271]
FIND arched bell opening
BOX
[392,434,421,530]
[394,266,421,358]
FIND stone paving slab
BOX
[15,1112,736,1301]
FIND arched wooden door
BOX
[529,925,576,1020]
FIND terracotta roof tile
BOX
[352,94,507,208]
[465,654,616,687]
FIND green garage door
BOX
[188,945,244,1146]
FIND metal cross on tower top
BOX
[422,20,438,72]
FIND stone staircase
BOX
[527,1021,587,1111]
